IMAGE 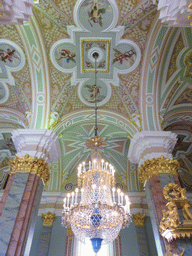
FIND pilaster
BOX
[37,212,56,256]
[132,213,149,256]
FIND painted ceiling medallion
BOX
[50,0,141,106]
[0,39,25,104]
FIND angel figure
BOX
[57,49,76,63]
[113,48,136,65]
[84,84,101,101]
[0,48,19,63]
[88,1,106,27]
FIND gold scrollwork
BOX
[138,156,179,184]
[9,154,50,183]
[41,212,56,226]
[132,212,146,227]
[188,3,192,26]
[184,51,192,79]
[160,183,192,241]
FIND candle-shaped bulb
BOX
[67,193,70,208]
[121,192,124,205]
[82,161,86,172]
[89,161,91,170]
[117,189,121,204]
[101,159,104,170]
[81,188,84,203]
[112,187,116,203]
[71,192,75,206]
[75,188,79,204]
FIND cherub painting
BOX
[84,84,101,101]
[88,1,106,27]
[0,48,19,63]
[57,49,76,63]
[113,48,136,66]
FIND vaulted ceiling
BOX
[0,0,192,192]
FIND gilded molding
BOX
[41,212,56,226]
[160,183,192,241]
[138,156,179,184]
[132,212,146,226]
[9,154,50,183]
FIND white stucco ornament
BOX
[0,0,34,25]
[158,0,192,27]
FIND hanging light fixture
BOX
[62,52,131,255]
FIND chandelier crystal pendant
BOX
[62,52,132,255]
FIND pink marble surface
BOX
[6,174,40,256]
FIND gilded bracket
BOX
[9,154,50,184]
[138,156,179,184]
[160,183,192,241]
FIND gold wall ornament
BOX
[132,212,146,226]
[163,183,187,202]
[188,3,192,26]
[160,183,192,241]
[164,245,185,256]
[138,156,179,184]
[184,51,192,79]
[9,154,50,183]
[41,212,56,226]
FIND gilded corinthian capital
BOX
[42,212,56,226]
[9,154,50,183]
[138,156,179,184]
[132,212,146,226]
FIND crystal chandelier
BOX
[62,52,131,254]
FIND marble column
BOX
[132,213,149,256]
[37,212,56,256]
[0,129,61,256]
[128,131,180,256]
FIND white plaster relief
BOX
[128,131,177,166]
[11,129,61,165]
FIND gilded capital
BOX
[41,212,56,226]
[9,154,50,183]
[138,156,179,184]
[132,213,146,226]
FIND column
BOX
[37,212,56,256]
[128,131,180,256]
[114,233,122,256]
[132,213,149,256]
[0,129,61,256]
[65,225,74,256]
